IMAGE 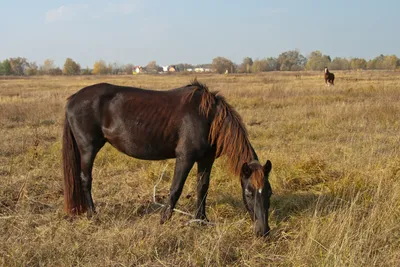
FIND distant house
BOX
[186,68,193,72]
[134,66,144,74]
[195,68,204,73]
[168,65,177,72]
[161,65,178,72]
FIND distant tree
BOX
[63,58,81,75]
[277,50,306,71]
[93,60,109,75]
[108,62,123,75]
[174,63,194,72]
[251,59,270,73]
[146,61,161,73]
[367,54,384,70]
[24,62,38,76]
[381,55,398,70]
[40,59,57,75]
[212,57,236,74]
[368,54,398,70]
[0,59,12,75]
[329,57,350,70]
[350,58,367,70]
[0,60,5,75]
[108,63,115,75]
[50,67,63,75]
[305,51,331,70]
[263,57,278,71]
[195,63,213,69]
[9,57,28,75]
[239,57,253,73]
[81,66,92,75]
[175,63,184,72]
[124,64,134,74]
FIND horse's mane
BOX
[184,79,263,188]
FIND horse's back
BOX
[66,83,194,122]
[65,83,212,160]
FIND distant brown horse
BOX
[62,79,273,236]
[324,67,335,85]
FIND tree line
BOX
[217,51,400,74]
[0,50,399,76]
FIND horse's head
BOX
[240,160,272,237]
[324,67,328,73]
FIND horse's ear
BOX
[241,162,252,178]
[263,160,272,174]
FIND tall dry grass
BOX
[0,71,399,266]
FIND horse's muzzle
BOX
[255,220,270,237]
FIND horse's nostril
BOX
[255,230,269,237]
[255,226,270,237]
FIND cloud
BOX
[107,0,138,15]
[265,7,287,15]
[45,5,68,22]
[45,1,139,22]
[45,4,88,22]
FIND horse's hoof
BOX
[160,206,173,224]
[86,209,96,219]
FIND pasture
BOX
[1,71,400,266]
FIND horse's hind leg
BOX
[79,140,104,218]
[195,155,215,221]
[160,157,195,224]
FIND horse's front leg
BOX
[195,156,215,221]
[160,157,195,224]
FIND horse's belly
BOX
[107,136,177,160]
[102,111,180,160]
[125,143,176,160]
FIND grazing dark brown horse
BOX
[62,79,273,236]
[324,67,335,86]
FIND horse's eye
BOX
[245,189,252,197]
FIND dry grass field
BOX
[1,71,400,266]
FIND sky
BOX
[1,0,399,67]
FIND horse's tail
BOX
[62,115,87,215]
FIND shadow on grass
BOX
[91,191,329,226]
[209,191,329,221]
[210,192,244,209]
[271,192,323,223]
[96,200,163,221]
[99,190,337,222]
